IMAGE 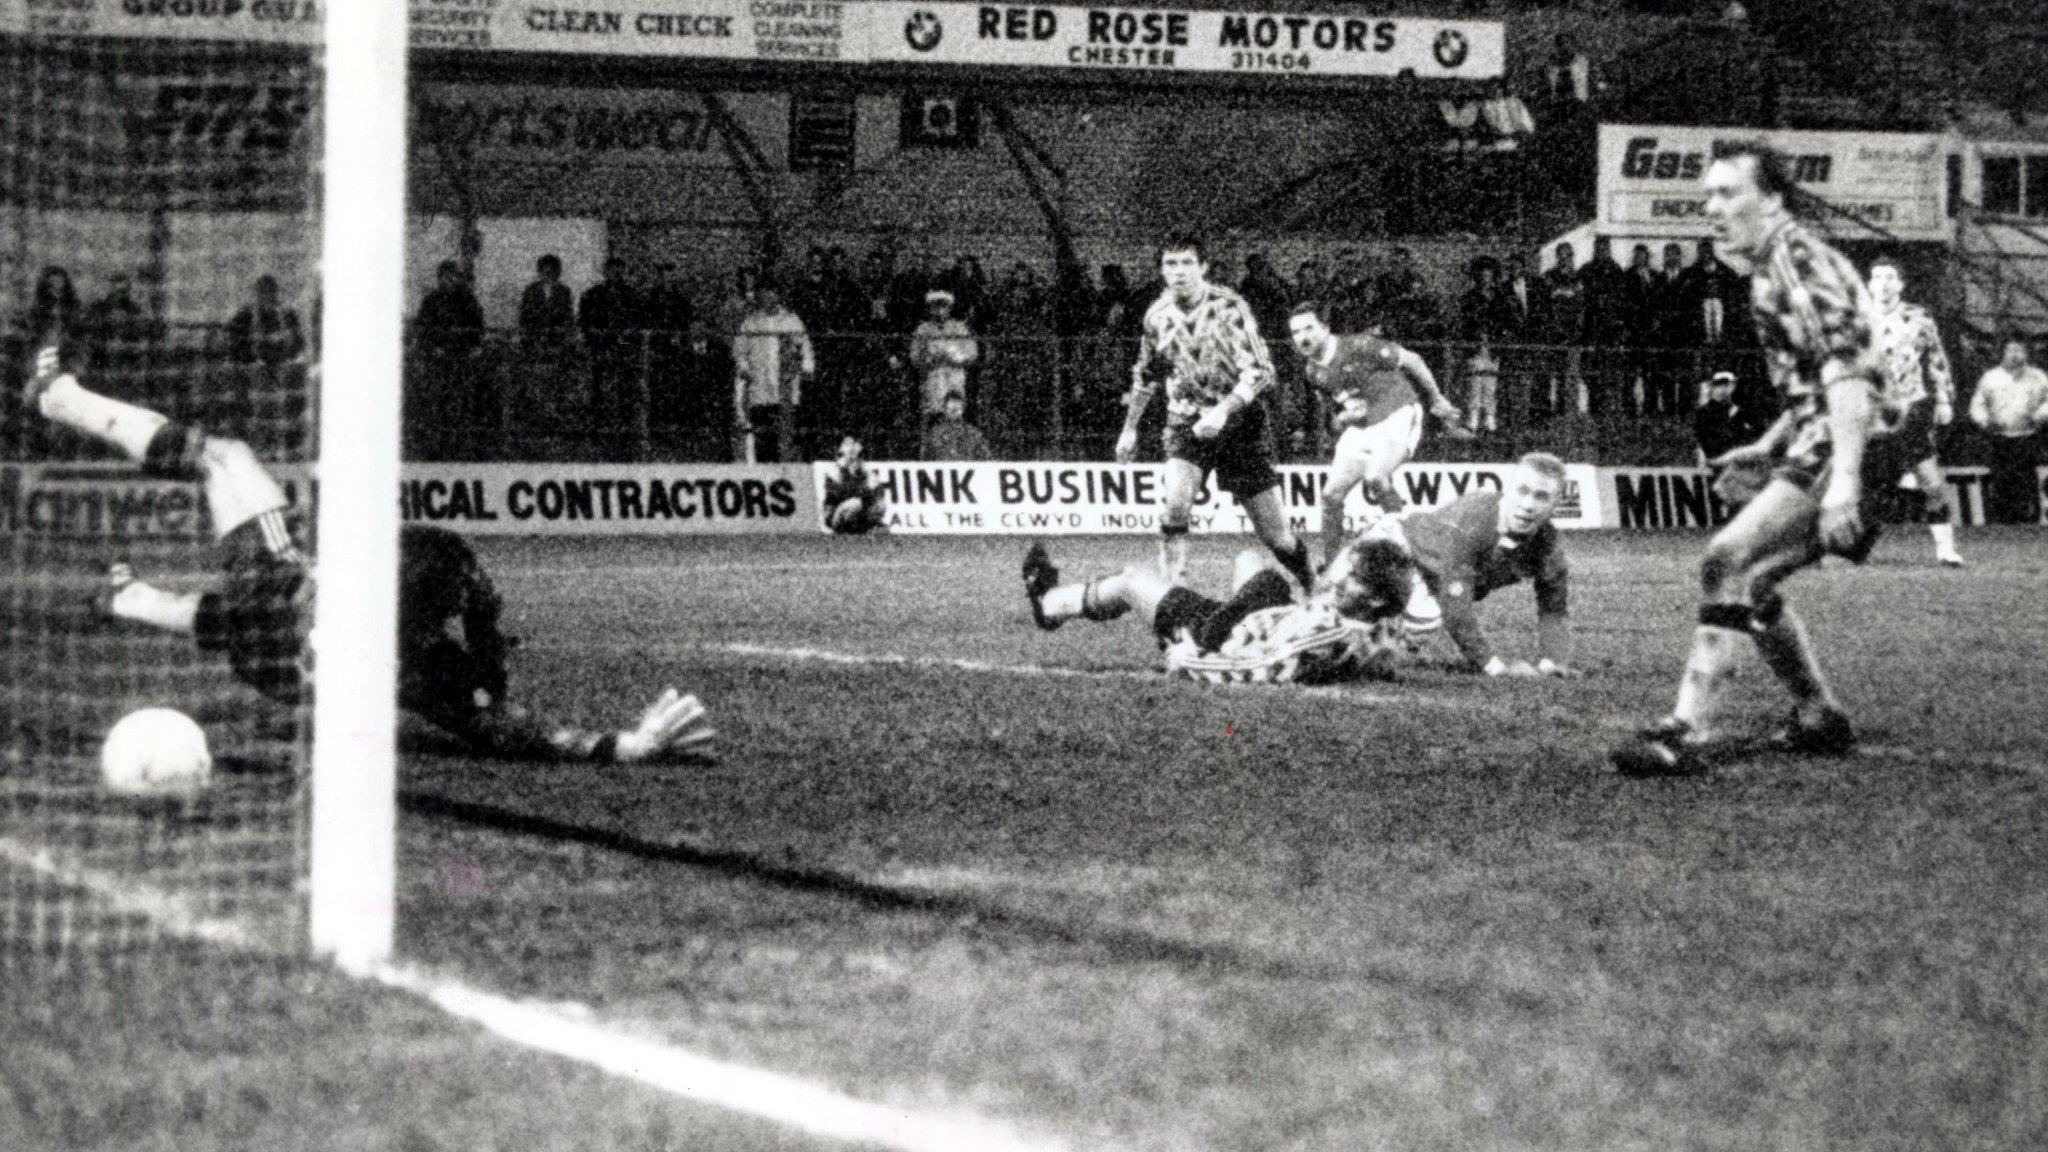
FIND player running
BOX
[1379,452,1574,678]
[1021,536,1414,685]
[1114,233,1315,592]
[1286,300,1464,567]
[1611,142,1913,777]
[25,348,713,765]
[1868,255,1966,567]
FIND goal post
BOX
[309,0,404,975]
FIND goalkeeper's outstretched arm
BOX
[428,688,716,765]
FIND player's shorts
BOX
[1162,402,1278,499]
[1330,402,1423,481]
[194,552,313,706]
[1772,425,1916,563]
[1893,398,1941,465]
[1151,569,1294,649]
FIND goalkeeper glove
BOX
[613,688,716,764]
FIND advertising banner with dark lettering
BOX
[0,0,322,44]
[868,3,1501,79]
[0,463,312,539]
[1600,466,2002,529]
[399,463,816,535]
[407,0,852,61]
[824,461,1602,536]
[413,84,746,167]
[1597,124,1949,241]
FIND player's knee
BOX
[142,421,206,480]
[1698,538,1743,597]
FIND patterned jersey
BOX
[1747,219,1894,458]
[1874,302,1954,409]
[1164,597,1378,685]
[1134,282,1276,421]
[1304,334,1415,425]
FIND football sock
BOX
[112,580,201,635]
[1159,523,1190,585]
[1275,536,1315,592]
[1929,523,1958,557]
[1040,582,1086,623]
[1749,601,1838,712]
[37,373,168,460]
[1320,487,1352,568]
[1671,622,1745,735]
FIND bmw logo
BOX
[905,11,943,52]
[1433,29,1469,69]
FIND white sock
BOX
[1159,533,1189,584]
[112,581,201,635]
[38,375,167,461]
[1930,523,1958,556]
[1040,583,1085,623]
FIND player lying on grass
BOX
[1376,452,1575,678]
[25,347,713,765]
[1022,535,1413,684]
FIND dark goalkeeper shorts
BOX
[1151,569,1294,649]
[1894,398,1942,465]
[194,552,313,706]
[1162,402,1280,499]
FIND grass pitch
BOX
[7,528,2048,1150]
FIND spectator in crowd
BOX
[1620,243,1660,414]
[640,260,694,443]
[1539,242,1585,415]
[413,259,486,457]
[1544,34,1592,109]
[1496,252,1543,426]
[982,263,1054,456]
[858,246,897,329]
[1294,257,1329,313]
[83,272,158,369]
[822,436,890,535]
[1969,336,2048,523]
[227,275,307,365]
[1464,335,1501,435]
[1237,252,1292,345]
[1329,248,1376,334]
[923,390,992,461]
[889,249,940,332]
[714,263,760,346]
[27,264,80,349]
[1692,369,1763,474]
[943,254,991,329]
[1645,241,1691,415]
[1577,237,1631,416]
[517,254,575,356]
[578,257,640,440]
[1459,256,1508,345]
[667,319,736,462]
[910,288,979,426]
[1379,246,1441,343]
[733,284,812,464]
[1678,237,1737,343]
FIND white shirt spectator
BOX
[910,292,979,415]
[734,300,813,410]
[1969,361,2048,438]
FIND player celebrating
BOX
[1114,233,1314,592]
[1869,255,1966,567]
[1381,452,1574,678]
[1286,300,1463,567]
[1021,536,1413,685]
[25,348,713,765]
[1611,142,1911,777]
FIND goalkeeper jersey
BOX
[1875,302,1954,409]
[1165,599,1373,685]
[1135,282,1276,421]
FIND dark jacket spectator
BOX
[1538,243,1583,348]
[923,391,993,461]
[227,275,307,364]
[1675,238,1746,348]
[1577,239,1630,349]
[414,261,484,360]
[823,437,890,535]
[517,255,575,352]
[27,264,80,349]
[83,273,160,367]
[1694,371,1764,464]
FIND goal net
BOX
[0,10,333,964]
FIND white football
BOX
[101,708,212,796]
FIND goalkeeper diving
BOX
[25,347,713,764]
[1022,533,1415,685]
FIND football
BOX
[101,708,212,796]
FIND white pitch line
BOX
[497,559,980,580]
[0,833,1083,1152]
[374,964,1078,1152]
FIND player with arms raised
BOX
[1612,142,1911,777]
[1286,300,1463,567]
[1869,255,1966,567]
[1021,536,1413,685]
[1115,233,1314,592]
[25,348,713,765]
[1382,452,1574,678]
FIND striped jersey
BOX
[1747,219,1895,457]
[1874,302,1954,409]
[1304,334,1415,425]
[1134,282,1276,421]
[1164,597,1378,685]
